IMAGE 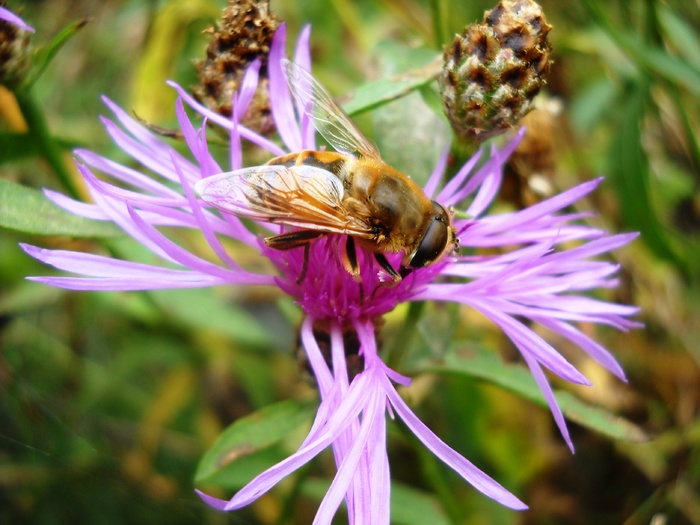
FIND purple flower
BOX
[22,22,639,523]
[0,5,34,33]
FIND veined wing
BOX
[281,58,381,160]
[195,165,375,237]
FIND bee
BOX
[195,59,457,283]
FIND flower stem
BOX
[15,89,81,199]
[429,0,449,48]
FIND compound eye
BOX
[410,202,450,268]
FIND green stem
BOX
[15,90,81,199]
[429,0,449,49]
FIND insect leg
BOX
[297,243,310,284]
[399,267,413,279]
[264,230,326,250]
[265,230,326,285]
[374,253,401,283]
[339,236,362,282]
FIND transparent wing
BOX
[194,165,375,236]
[281,58,381,160]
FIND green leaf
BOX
[0,281,63,315]
[301,478,450,525]
[370,41,450,183]
[0,132,80,164]
[343,55,441,116]
[93,238,278,347]
[609,82,685,273]
[581,0,700,95]
[0,179,121,237]
[0,132,42,163]
[418,344,648,443]
[658,5,700,70]
[391,482,450,525]
[148,286,275,348]
[195,398,317,485]
[25,18,91,89]
[569,79,618,136]
[635,41,700,95]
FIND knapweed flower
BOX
[22,23,639,524]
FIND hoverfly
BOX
[195,59,457,283]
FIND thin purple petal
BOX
[44,189,108,220]
[237,59,262,116]
[125,205,256,283]
[470,178,604,237]
[301,316,333,391]
[168,81,286,156]
[294,25,316,150]
[439,147,485,205]
[534,316,627,380]
[521,352,574,452]
[423,145,451,199]
[226,373,374,510]
[384,375,528,510]
[314,386,382,524]
[268,23,302,152]
[76,149,183,196]
[195,489,232,511]
[0,6,34,32]
[467,299,591,385]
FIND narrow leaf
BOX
[300,479,450,525]
[195,398,317,484]
[370,42,450,182]
[148,286,274,347]
[0,179,120,237]
[391,482,450,525]
[343,57,441,116]
[609,82,685,272]
[25,18,91,89]
[418,344,648,443]
[0,132,41,162]
[658,5,700,70]
[0,132,79,163]
[581,0,700,95]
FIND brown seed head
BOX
[0,2,32,88]
[192,0,279,135]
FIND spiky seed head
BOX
[439,0,552,141]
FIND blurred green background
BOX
[1,0,699,524]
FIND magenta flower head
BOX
[22,22,639,524]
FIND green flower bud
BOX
[439,0,552,141]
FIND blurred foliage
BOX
[1,0,699,524]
